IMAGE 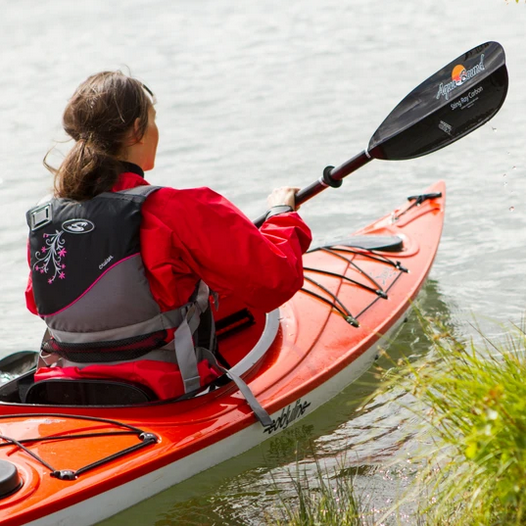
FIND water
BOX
[1,0,526,523]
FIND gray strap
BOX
[201,349,272,427]
[97,186,161,201]
[117,185,161,198]
[174,316,201,393]
[50,306,186,344]
[41,328,51,347]
[194,281,210,312]
[174,286,208,393]
[186,305,201,334]
[37,329,58,368]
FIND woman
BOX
[25,71,311,401]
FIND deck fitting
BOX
[140,433,158,443]
[52,470,77,481]
[345,316,360,327]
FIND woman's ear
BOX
[132,117,144,144]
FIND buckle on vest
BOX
[28,204,52,231]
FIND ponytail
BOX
[46,71,153,201]
[47,139,124,201]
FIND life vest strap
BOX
[174,280,212,394]
[174,317,201,393]
[200,348,272,427]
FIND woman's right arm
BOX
[152,187,312,312]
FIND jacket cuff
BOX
[264,205,294,221]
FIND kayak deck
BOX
[0,181,445,526]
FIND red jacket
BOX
[26,168,312,398]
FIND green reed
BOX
[273,459,365,526]
[269,311,526,525]
[386,314,526,525]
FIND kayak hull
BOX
[0,181,445,526]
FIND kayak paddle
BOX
[255,41,508,227]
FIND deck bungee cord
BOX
[0,413,157,481]
[301,230,415,327]
[302,275,360,327]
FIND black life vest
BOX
[27,187,209,393]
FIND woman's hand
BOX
[267,186,300,210]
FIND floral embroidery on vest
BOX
[33,230,67,284]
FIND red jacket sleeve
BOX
[147,187,312,312]
[25,242,38,315]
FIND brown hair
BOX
[46,71,154,201]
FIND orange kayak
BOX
[0,181,445,526]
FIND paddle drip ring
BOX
[321,166,342,188]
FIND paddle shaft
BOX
[295,151,372,205]
[254,151,372,227]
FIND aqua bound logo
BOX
[62,218,95,234]
[436,54,485,101]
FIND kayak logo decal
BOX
[436,54,485,101]
[33,230,67,285]
[62,219,95,234]
[263,399,311,434]
[373,268,398,287]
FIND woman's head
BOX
[49,71,157,200]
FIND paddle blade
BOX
[368,41,508,161]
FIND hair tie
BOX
[78,132,92,142]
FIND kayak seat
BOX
[24,379,157,406]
